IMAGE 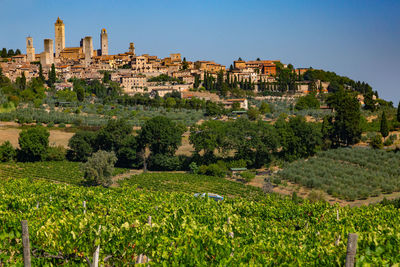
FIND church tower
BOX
[100,28,108,56]
[54,17,65,58]
[26,37,35,62]
[129,42,135,55]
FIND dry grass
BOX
[0,127,74,148]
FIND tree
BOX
[397,101,400,122]
[259,102,271,114]
[295,93,320,110]
[75,84,85,102]
[327,89,361,146]
[7,49,14,57]
[15,49,21,55]
[82,150,117,187]
[67,131,96,162]
[1,48,7,58]
[363,91,376,111]
[247,107,260,121]
[38,63,45,83]
[94,119,132,152]
[275,116,322,161]
[138,116,185,156]
[48,64,56,87]
[18,126,49,162]
[182,57,189,70]
[103,71,110,83]
[380,111,389,138]
[0,141,16,162]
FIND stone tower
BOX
[26,37,35,62]
[100,28,108,56]
[83,36,93,67]
[40,39,54,66]
[54,17,65,58]
[129,42,135,55]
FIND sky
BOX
[1,0,399,103]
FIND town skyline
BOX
[1,0,399,103]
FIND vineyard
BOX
[276,148,400,201]
[0,161,128,185]
[1,178,400,265]
[120,173,265,200]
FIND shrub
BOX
[240,171,256,183]
[199,163,227,178]
[273,177,282,185]
[148,153,180,171]
[82,150,117,187]
[307,190,325,203]
[189,162,199,174]
[383,138,393,146]
[45,146,66,161]
[369,134,383,149]
[17,126,49,162]
[0,141,16,162]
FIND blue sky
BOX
[1,0,399,103]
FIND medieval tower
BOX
[83,36,93,66]
[54,17,65,58]
[129,42,135,55]
[100,29,108,56]
[26,37,35,62]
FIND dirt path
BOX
[111,169,143,187]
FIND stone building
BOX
[54,17,65,58]
[129,42,135,55]
[100,28,108,56]
[40,39,54,66]
[26,37,35,62]
[83,37,93,67]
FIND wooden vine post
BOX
[21,220,31,267]
[345,233,358,267]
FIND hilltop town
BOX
[0,17,331,109]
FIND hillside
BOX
[1,178,399,265]
[275,147,400,201]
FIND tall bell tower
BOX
[100,28,108,56]
[54,17,65,58]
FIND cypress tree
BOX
[39,63,45,83]
[48,63,56,88]
[380,111,389,138]
[397,101,400,122]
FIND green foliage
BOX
[246,107,260,120]
[67,131,96,162]
[369,134,383,149]
[2,178,400,265]
[397,101,400,122]
[0,141,16,162]
[239,170,256,183]
[189,162,199,174]
[275,116,322,161]
[326,89,361,146]
[139,116,185,156]
[276,147,400,200]
[295,93,320,110]
[148,153,180,171]
[147,74,183,84]
[45,146,66,161]
[17,126,49,162]
[83,150,117,187]
[380,111,389,138]
[199,163,227,178]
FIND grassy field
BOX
[0,161,129,185]
[275,147,400,201]
[120,172,265,200]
